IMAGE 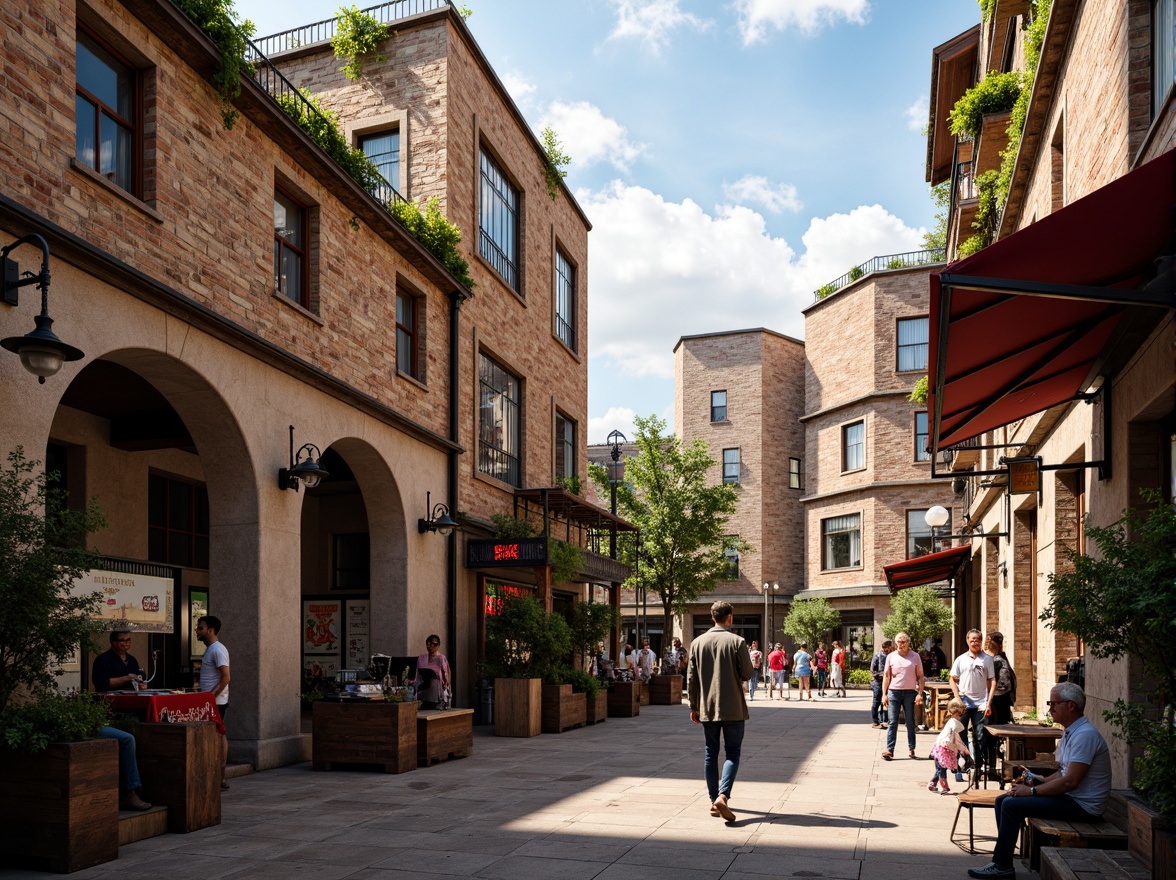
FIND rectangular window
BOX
[396,290,418,378]
[908,509,951,558]
[274,188,308,307]
[724,541,740,580]
[722,448,740,484]
[479,148,520,291]
[711,390,727,422]
[555,248,576,350]
[478,352,521,486]
[333,533,370,590]
[897,317,929,372]
[147,473,210,569]
[915,411,931,461]
[789,457,803,490]
[76,30,137,194]
[555,412,575,482]
[1155,0,1175,116]
[359,129,400,196]
[842,421,865,471]
[821,513,861,571]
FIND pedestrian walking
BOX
[950,629,996,775]
[687,601,753,823]
[748,640,763,700]
[767,643,788,700]
[869,639,892,727]
[881,632,925,760]
[928,698,970,794]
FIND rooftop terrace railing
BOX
[813,247,946,301]
[252,0,451,56]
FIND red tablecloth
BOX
[104,692,225,735]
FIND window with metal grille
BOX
[148,473,209,569]
[478,148,520,291]
[842,421,865,471]
[555,248,575,350]
[821,513,861,570]
[478,352,521,486]
[76,30,137,194]
[897,317,929,372]
[722,448,740,484]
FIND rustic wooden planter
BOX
[495,678,542,737]
[1126,790,1173,879]
[649,675,682,704]
[608,681,640,717]
[136,721,221,833]
[312,699,418,773]
[585,690,608,724]
[0,738,120,873]
[417,709,474,766]
[541,685,587,733]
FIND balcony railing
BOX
[252,0,451,56]
[813,248,947,301]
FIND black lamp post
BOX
[606,430,626,558]
[0,234,84,383]
[763,581,779,641]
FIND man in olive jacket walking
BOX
[687,600,754,822]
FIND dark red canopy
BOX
[883,544,972,591]
[929,149,1176,455]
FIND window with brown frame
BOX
[75,28,139,195]
[274,188,308,307]
[147,473,210,569]
[396,289,419,378]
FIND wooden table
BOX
[136,722,221,833]
[925,681,955,730]
[312,699,418,773]
[1002,756,1060,785]
[417,709,473,766]
[984,723,1063,761]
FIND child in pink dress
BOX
[929,698,971,794]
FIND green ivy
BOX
[957,234,984,258]
[555,474,582,495]
[948,70,1022,140]
[548,539,583,585]
[388,199,475,290]
[332,5,391,81]
[908,375,929,405]
[922,180,950,251]
[979,0,997,20]
[457,5,473,18]
[971,169,1001,249]
[995,0,1052,207]
[172,0,256,129]
[539,126,571,201]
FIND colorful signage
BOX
[1006,457,1042,495]
[466,536,549,568]
[73,569,174,633]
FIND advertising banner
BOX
[73,569,175,633]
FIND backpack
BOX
[995,655,1017,704]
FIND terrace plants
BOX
[172,0,256,128]
[332,5,391,80]
[540,126,571,200]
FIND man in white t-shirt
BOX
[636,639,656,681]
[950,629,996,771]
[196,615,231,791]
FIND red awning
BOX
[883,544,972,591]
[929,148,1176,455]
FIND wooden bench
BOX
[1024,792,1130,871]
[1040,846,1148,880]
[417,709,473,766]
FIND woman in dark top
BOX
[987,632,1015,725]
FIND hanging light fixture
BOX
[0,233,84,383]
[278,425,329,491]
[418,491,456,536]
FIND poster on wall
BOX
[190,589,208,659]
[303,654,340,683]
[303,600,341,653]
[72,569,174,633]
[345,600,370,668]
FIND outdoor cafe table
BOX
[983,722,1062,761]
[104,691,225,735]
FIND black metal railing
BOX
[813,247,947,301]
[252,0,451,56]
[478,229,519,291]
[477,443,520,487]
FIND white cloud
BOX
[722,175,802,213]
[588,407,640,444]
[500,71,537,111]
[583,182,924,380]
[540,101,645,172]
[905,94,929,132]
[606,0,712,55]
[734,0,869,43]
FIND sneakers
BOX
[871,722,883,728]
[120,791,152,811]
[967,863,1014,879]
[939,779,951,793]
[927,781,938,791]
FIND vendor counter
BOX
[311,700,474,773]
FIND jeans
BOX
[99,726,141,793]
[748,670,760,699]
[816,668,827,692]
[871,679,883,723]
[991,794,1097,867]
[961,704,987,765]
[702,720,745,803]
[775,670,789,695]
[886,690,918,753]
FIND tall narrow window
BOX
[711,390,727,422]
[555,248,576,350]
[1155,0,1175,116]
[914,412,931,461]
[396,290,418,378]
[842,421,865,471]
[555,412,575,482]
[333,533,370,590]
[789,457,803,490]
[274,189,307,307]
[478,353,521,486]
[359,130,400,195]
[724,541,740,579]
[148,474,210,569]
[821,514,861,570]
[76,30,137,194]
[722,448,740,484]
[479,148,520,291]
[896,317,929,372]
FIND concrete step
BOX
[225,762,253,780]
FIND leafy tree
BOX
[568,601,619,672]
[782,597,841,651]
[588,414,747,643]
[881,586,954,651]
[0,448,106,714]
[540,126,571,200]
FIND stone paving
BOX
[4,691,1038,879]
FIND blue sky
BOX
[238,0,981,441]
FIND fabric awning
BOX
[929,148,1176,455]
[883,544,972,591]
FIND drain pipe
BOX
[446,288,467,693]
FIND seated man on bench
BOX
[967,682,1112,879]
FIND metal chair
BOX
[950,787,1004,853]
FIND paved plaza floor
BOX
[4,690,1036,879]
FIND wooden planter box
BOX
[639,679,650,705]
[608,681,640,717]
[585,690,608,724]
[649,675,682,705]
[1126,790,1173,879]
[417,709,474,766]
[137,722,221,833]
[0,738,119,873]
[541,685,587,733]
[312,699,418,773]
[495,678,542,737]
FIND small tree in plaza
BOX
[588,415,747,644]
[881,585,954,651]
[782,598,841,652]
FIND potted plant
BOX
[485,594,570,737]
[541,666,589,734]
[1042,490,1176,875]
[0,448,113,873]
[568,601,617,724]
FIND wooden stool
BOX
[950,788,1004,853]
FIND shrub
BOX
[173,0,256,129]
[333,5,391,81]
[540,126,571,201]
[847,668,871,686]
[388,199,475,289]
[957,234,985,258]
[485,594,571,680]
[0,689,111,753]
[948,71,1022,140]
[815,283,836,299]
[887,257,907,270]
[848,265,865,282]
[908,375,929,405]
